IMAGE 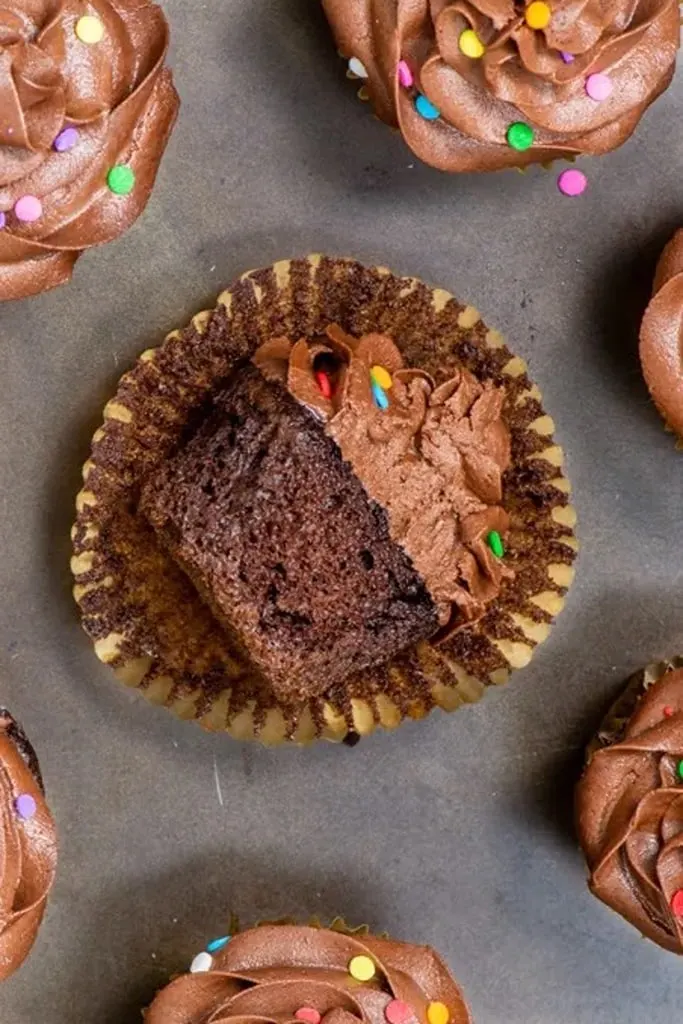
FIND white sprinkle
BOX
[348,57,368,79]
[213,755,224,808]
[190,951,213,973]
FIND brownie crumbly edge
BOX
[72,255,578,744]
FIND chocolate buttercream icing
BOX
[254,325,512,635]
[576,669,683,953]
[0,0,179,301]
[640,229,683,438]
[0,708,57,981]
[146,923,472,1024]
[322,0,680,171]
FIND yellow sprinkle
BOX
[75,15,105,44]
[427,1003,450,1024]
[370,365,393,391]
[525,1,551,29]
[458,29,485,59]
[348,955,376,981]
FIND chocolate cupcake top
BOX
[0,0,178,302]
[0,709,57,981]
[254,325,512,634]
[640,229,683,437]
[322,0,680,171]
[576,668,683,953]
[146,923,472,1024]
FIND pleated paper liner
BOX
[72,255,577,745]
[585,655,683,760]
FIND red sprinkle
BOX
[385,1001,413,1024]
[671,890,683,917]
[315,370,333,399]
[296,1010,321,1024]
[664,706,674,718]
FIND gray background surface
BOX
[2,2,683,1021]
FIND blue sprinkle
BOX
[371,380,389,410]
[415,94,440,120]
[207,936,231,953]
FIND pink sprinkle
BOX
[557,169,587,197]
[15,794,36,820]
[385,1001,414,1024]
[397,60,413,88]
[295,1010,321,1024]
[560,51,574,64]
[14,195,42,222]
[585,72,613,102]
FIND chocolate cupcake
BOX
[0,0,178,302]
[576,658,683,953]
[72,255,577,743]
[640,229,683,439]
[322,0,680,172]
[145,920,472,1024]
[0,708,57,981]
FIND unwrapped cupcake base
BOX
[72,255,577,744]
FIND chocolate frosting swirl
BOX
[322,0,680,171]
[146,924,472,1024]
[576,669,683,953]
[0,0,178,301]
[640,228,683,438]
[254,325,512,635]
[0,709,57,981]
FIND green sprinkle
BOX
[506,121,534,152]
[677,760,683,781]
[107,165,136,196]
[487,530,504,558]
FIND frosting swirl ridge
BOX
[146,924,472,1024]
[0,0,179,301]
[254,325,513,635]
[322,0,680,171]
[0,709,57,981]
[576,669,683,953]
[640,228,683,438]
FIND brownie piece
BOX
[140,365,438,702]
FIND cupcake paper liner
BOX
[72,255,577,744]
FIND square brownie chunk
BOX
[140,365,438,702]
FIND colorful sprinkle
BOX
[506,121,534,152]
[190,952,213,973]
[557,168,587,197]
[677,760,683,781]
[0,212,5,230]
[107,165,136,196]
[672,890,683,917]
[385,1000,414,1024]
[348,955,376,981]
[663,706,674,718]
[295,1009,322,1024]
[54,127,79,152]
[415,94,440,120]
[397,60,413,88]
[370,365,393,391]
[585,73,613,102]
[371,380,390,410]
[487,530,504,558]
[458,29,485,59]
[348,57,368,79]
[427,1003,450,1024]
[560,51,575,63]
[525,1,551,29]
[206,936,230,953]
[315,370,333,399]
[14,794,36,820]
[14,195,42,222]
[75,15,104,44]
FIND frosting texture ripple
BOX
[0,0,179,301]
[640,228,683,437]
[322,0,680,171]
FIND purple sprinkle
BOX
[560,51,575,64]
[15,794,37,820]
[53,127,79,152]
[0,212,5,230]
